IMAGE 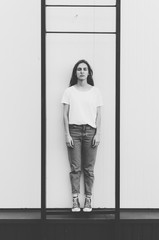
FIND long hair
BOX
[69,59,94,87]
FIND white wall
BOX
[121,0,159,208]
[0,0,41,207]
[46,5,116,208]
[1,0,159,209]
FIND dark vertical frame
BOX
[42,0,121,220]
[115,0,121,221]
[41,0,46,221]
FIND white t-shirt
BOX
[61,86,103,128]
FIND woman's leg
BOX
[82,126,98,196]
[67,125,83,212]
[67,139,82,195]
[67,125,82,196]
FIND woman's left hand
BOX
[92,134,100,148]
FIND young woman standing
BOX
[61,59,103,212]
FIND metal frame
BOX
[41,0,46,221]
[45,5,117,7]
[41,0,121,221]
[115,0,120,221]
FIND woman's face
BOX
[76,63,89,81]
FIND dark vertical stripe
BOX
[41,0,46,221]
[115,0,121,221]
[46,31,116,34]
[45,5,117,8]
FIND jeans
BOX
[67,124,98,196]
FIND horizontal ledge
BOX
[120,208,159,211]
[0,210,41,220]
[120,209,159,220]
[46,208,116,215]
[1,210,159,221]
[46,208,116,221]
[45,5,116,8]
[46,31,116,34]
[46,214,115,221]
[46,217,115,222]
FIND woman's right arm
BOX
[63,103,74,148]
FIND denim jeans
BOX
[67,124,98,196]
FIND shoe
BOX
[83,197,92,212]
[72,197,81,212]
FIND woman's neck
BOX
[76,80,88,87]
[75,81,93,91]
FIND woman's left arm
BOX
[92,106,101,148]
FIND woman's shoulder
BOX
[91,87,103,98]
[64,86,74,91]
[92,86,101,93]
[63,86,75,95]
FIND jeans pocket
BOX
[87,128,96,135]
[69,127,81,138]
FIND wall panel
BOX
[121,0,159,208]
[46,34,115,208]
[0,0,41,208]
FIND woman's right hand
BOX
[65,134,74,148]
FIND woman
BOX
[61,59,103,212]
